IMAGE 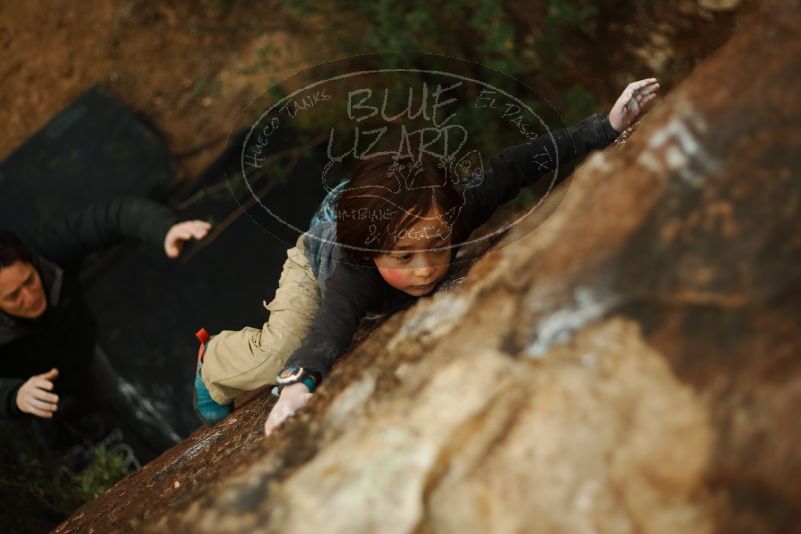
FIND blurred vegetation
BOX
[0,420,129,533]
[262,0,607,210]
[278,0,519,154]
[211,0,630,216]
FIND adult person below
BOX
[0,197,211,462]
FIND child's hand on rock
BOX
[608,78,660,133]
[264,382,312,436]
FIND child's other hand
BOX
[264,382,312,436]
[608,78,660,133]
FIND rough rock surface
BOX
[57,1,801,532]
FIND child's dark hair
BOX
[0,230,32,268]
[335,153,465,263]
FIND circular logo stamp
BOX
[227,53,567,271]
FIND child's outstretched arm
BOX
[264,258,384,436]
[461,78,659,231]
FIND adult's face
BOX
[0,260,47,319]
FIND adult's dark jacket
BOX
[290,112,621,382]
[0,197,176,418]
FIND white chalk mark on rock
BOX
[637,100,721,187]
[525,286,622,358]
[387,293,470,351]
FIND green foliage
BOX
[273,0,603,150]
[545,0,598,26]
[281,0,516,72]
[537,0,599,78]
[0,421,130,532]
[270,0,606,212]
[559,84,598,125]
[73,447,127,501]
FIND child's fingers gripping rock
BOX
[264,382,313,436]
[608,78,660,133]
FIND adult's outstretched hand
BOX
[16,368,59,419]
[164,220,212,258]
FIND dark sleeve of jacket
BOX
[282,260,384,381]
[29,196,178,267]
[460,112,619,231]
[0,377,23,418]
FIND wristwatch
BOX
[275,366,320,395]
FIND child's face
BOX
[372,207,453,297]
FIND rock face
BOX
[57,2,801,532]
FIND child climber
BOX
[193,78,660,435]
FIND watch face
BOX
[278,367,302,383]
[278,368,293,379]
